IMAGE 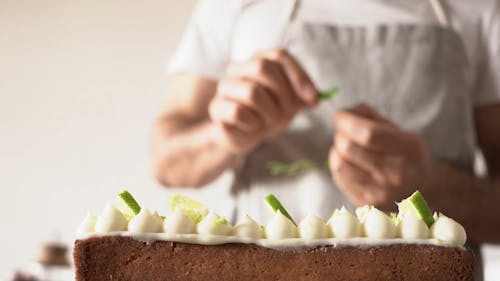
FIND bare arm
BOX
[151,74,236,187]
[422,104,500,243]
[152,50,319,188]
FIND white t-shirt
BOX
[167,0,500,105]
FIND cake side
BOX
[74,236,474,281]
[74,191,475,281]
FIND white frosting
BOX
[128,208,163,233]
[78,200,467,248]
[298,213,330,239]
[77,232,464,249]
[94,203,128,233]
[358,207,396,239]
[430,214,467,246]
[398,212,430,239]
[327,207,362,238]
[77,213,97,235]
[197,211,233,236]
[233,215,264,239]
[266,211,298,240]
[164,209,196,235]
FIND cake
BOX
[74,191,475,281]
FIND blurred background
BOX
[0,0,499,280]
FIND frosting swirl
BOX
[128,208,163,233]
[95,203,128,233]
[298,213,330,239]
[164,209,196,235]
[398,212,429,239]
[197,211,233,236]
[234,215,264,239]
[328,207,362,238]
[266,210,298,240]
[357,206,396,239]
[430,214,466,245]
[77,213,97,235]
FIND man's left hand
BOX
[329,104,432,210]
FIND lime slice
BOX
[116,190,141,219]
[397,190,435,228]
[168,194,208,224]
[318,87,339,100]
[264,194,296,226]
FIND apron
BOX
[231,0,481,278]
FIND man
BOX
[152,0,500,252]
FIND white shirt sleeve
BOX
[474,0,500,105]
[166,0,241,80]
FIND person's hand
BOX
[329,104,432,209]
[209,49,318,154]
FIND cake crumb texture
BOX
[74,236,474,281]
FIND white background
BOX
[0,0,498,279]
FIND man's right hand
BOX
[208,49,318,155]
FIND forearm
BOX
[152,115,237,187]
[423,160,500,244]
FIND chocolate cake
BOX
[73,191,475,281]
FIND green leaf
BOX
[264,194,296,226]
[318,87,339,100]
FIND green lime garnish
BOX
[168,194,208,224]
[215,216,227,225]
[389,212,399,225]
[397,190,435,228]
[267,159,330,176]
[264,194,296,226]
[355,205,373,222]
[318,87,339,100]
[267,160,316,176]
[117,190,141,219]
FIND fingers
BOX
[254,49,318,105]
[217,79,280,128]
[334,110,409,153]
[225,59,298,114]
[209,97,263,133]
[335,133,384,177]
[329,148,386,206]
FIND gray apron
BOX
[232,0,481,277]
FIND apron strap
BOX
[428,0,450,28]
[278,0,299,47]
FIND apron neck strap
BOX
[428,0,450,28]
[279,0,299,47]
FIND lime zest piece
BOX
[397,190,435,228]
[355,205,373,222]
[267,159,315,175]
[267,159,331,176]
[117,190,141,218]
[168,194,209,224]
[390,212,399,225]
[264,194,296,226]
[318,87,340,100]
[215,216,227,225]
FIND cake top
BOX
[77,190,467,247]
